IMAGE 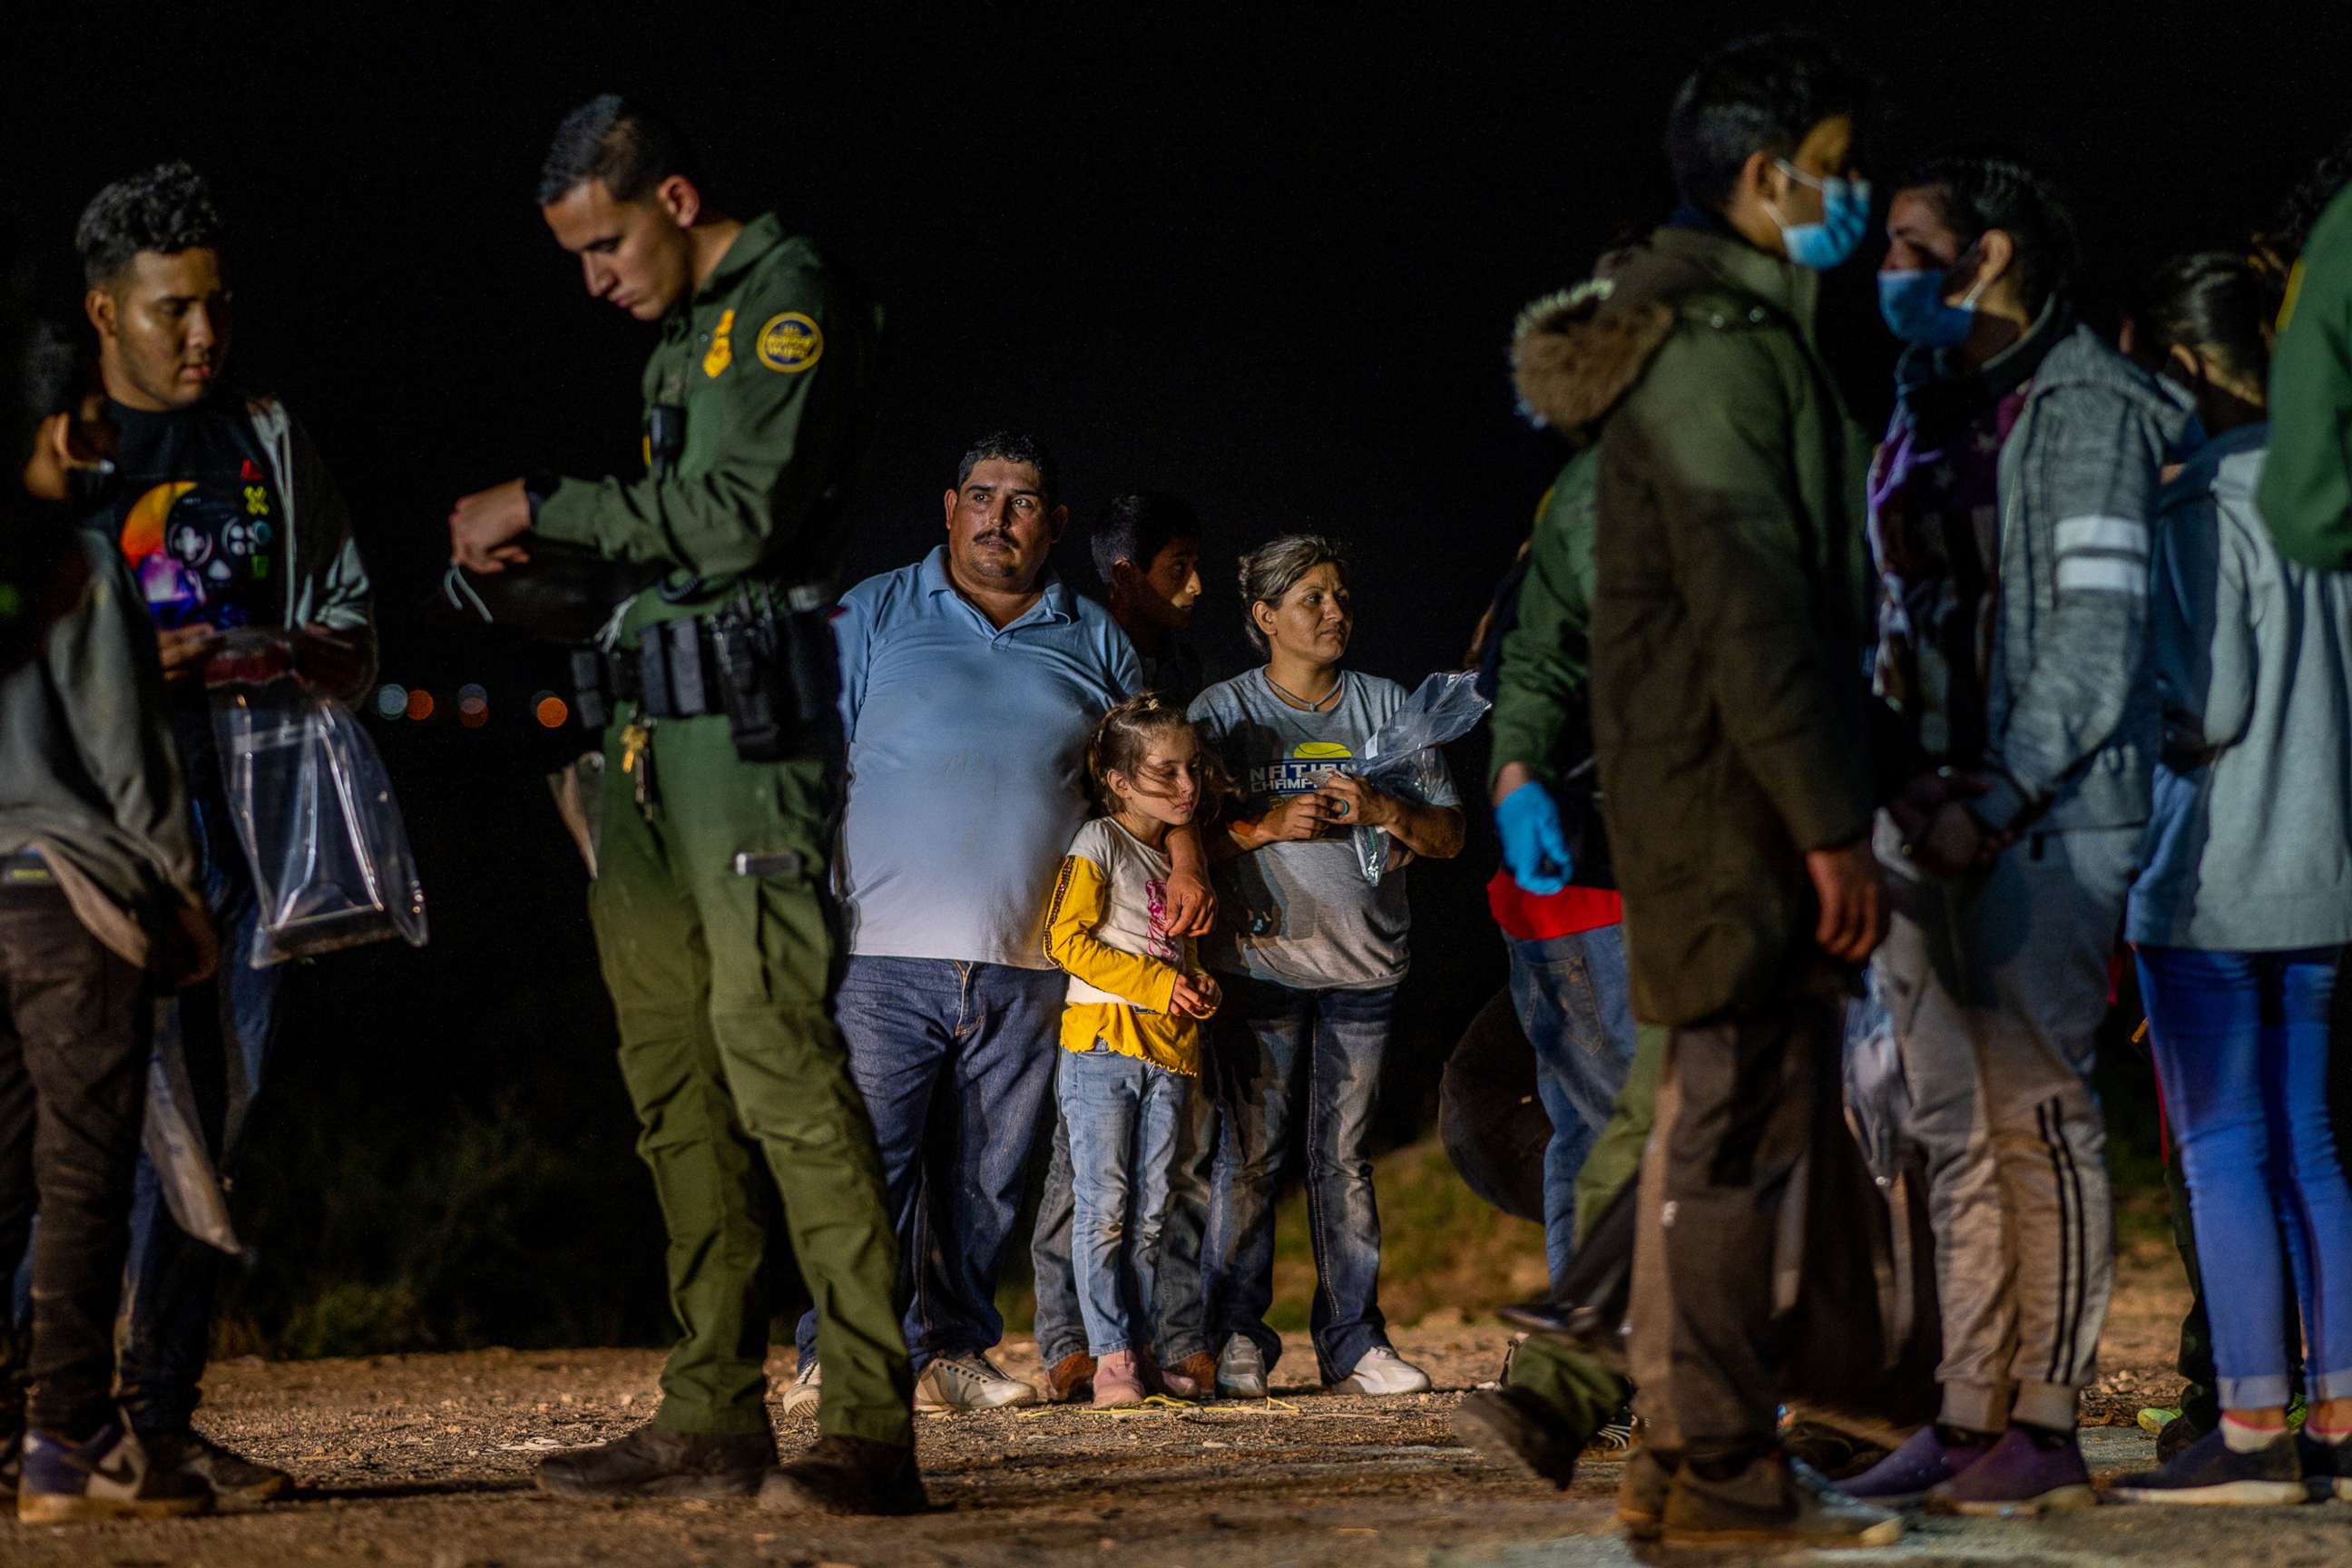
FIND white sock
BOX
[2220,1414,2289,1453]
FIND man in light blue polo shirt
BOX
[787,432,1202,1414]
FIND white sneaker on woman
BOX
[915,1352,1040,1412]
[1216,1336,1269,1399]
[1329,1345,1432,1396]
[779,1357,821,1418]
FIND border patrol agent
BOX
[449,95,919,1517]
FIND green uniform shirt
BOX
[1487,451,1600,790]
[2261,184,2352,571]
[533,212,875,628]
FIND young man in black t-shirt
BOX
[68,162,375,1504]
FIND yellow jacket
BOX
[1041,818,1201,1074]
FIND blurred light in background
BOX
[534,692,569,729]
[406,690,436,722]
[374,683,407,720]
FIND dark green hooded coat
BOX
[1509,224,1874,1025]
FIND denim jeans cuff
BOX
[2310,1364,2352,1404]
[2216,1371,2295,1410]
[1317,1328,1382,1386]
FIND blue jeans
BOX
[1504,926,1637,1286]
[12,769,287,1435]
[2139,946,2352,1408]
[1205,974,1397,1384]
[797,956,1063,1370]
[1057,1046,1192,1357]
[1032,1066,1215,1367]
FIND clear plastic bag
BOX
[1351,669,1491,883]
[211,674,428,968]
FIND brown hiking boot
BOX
[758,1435,928,1516]
[1160,1350,1218,1400]
[1044,1351,1097,1404]
[535,1423,773,1498]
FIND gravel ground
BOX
[8,1255,2350,1567]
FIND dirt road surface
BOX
[11,1256,2351,1567]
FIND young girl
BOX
[2111,253,2352,1505]
[1041,694,1223,1406]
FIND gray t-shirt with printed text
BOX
[1188,669,1455,990]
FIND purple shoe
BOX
[1840,1425,1992,1505]
[1926,1426,2097,1517]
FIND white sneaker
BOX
[1215,1335,1268,1399]
[914,1352,1040,1413]
[779,1357,821,1418]
[1328,1345,1432,1396]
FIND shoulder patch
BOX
[757,311,825,373]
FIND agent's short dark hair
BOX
[1091,491,1202,585]
[1665,33,1867,211]
[955,431,1059,500]
[1897,156,2082,319]
[2136,251,2281,389]
[536,94,701,207]
[74,162,225,289]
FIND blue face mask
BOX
[1877,268,1987,348]
[1769,159,1872,270]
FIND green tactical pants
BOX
[588,708,913,1446]
[1506,1019,1665,1432]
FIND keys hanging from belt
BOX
[620,720,658,816]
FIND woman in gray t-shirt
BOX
[1186,534,1463,1398]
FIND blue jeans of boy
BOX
[122,769,285,1436]
[796,956,1063,1370]
[1205,974,1397,1384]
[2138,946,2352,1408]
[1031,1074,1214,1368]
[1056,1045,1192,1357]
[1504,925,1637,1286]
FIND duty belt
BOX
[569,585,839,765]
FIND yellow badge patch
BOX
[756,311,824,373]
[702,309,736,378]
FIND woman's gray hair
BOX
[1237,534,1351,654]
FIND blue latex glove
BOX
[1494,779,1573,894]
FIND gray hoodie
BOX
[244,396,376,698]
[0,523,201,968]
[2128,426,2352,948]
[1972,326,2199,834]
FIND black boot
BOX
[141,1426,294,1503]
[535,1422,773,1498]
[757,1434,927,1516]
[1451,1387,1578,1488]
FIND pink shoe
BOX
[1092,1350,1146,1407]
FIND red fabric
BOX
[1487,867,1623,940]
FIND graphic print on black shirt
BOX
[103,399,284,632]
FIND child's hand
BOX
[1171,971,1221,1018]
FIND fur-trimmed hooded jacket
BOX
[1504,223,1874,1025]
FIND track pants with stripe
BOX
[1872,814,2136,1435]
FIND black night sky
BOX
[10,1,2347,1346]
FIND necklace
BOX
[1263,666,1340,711]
